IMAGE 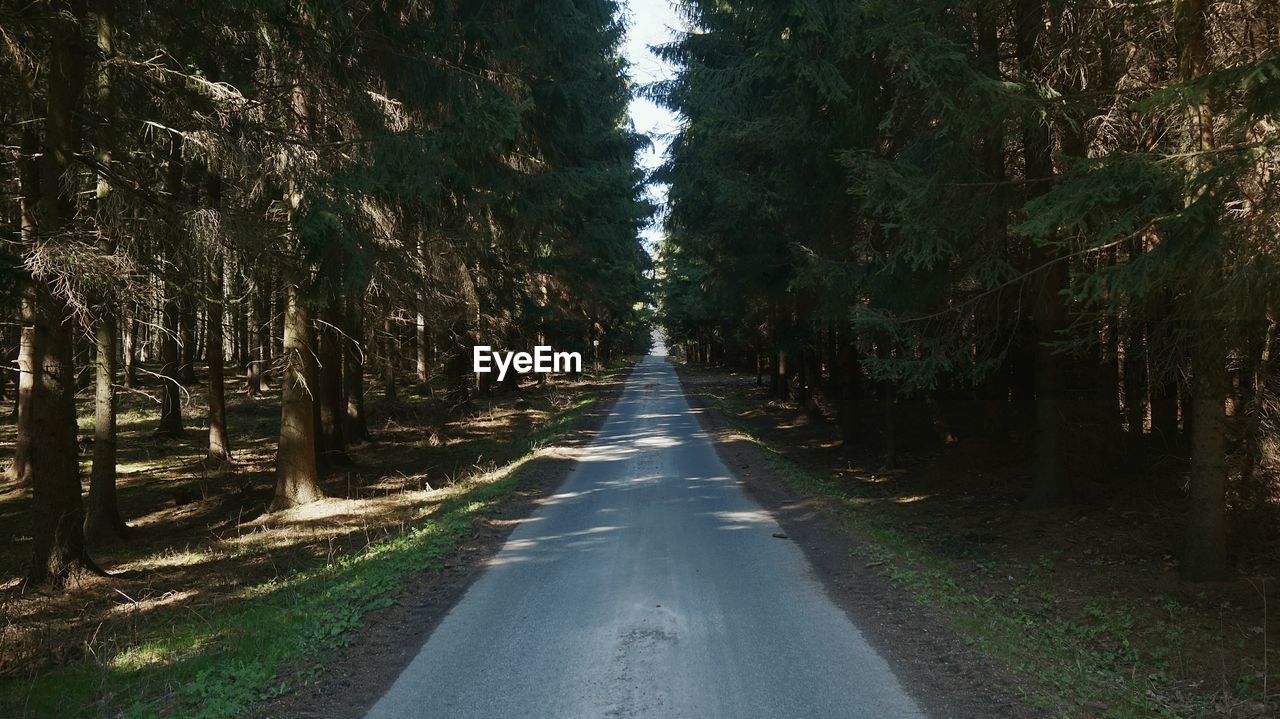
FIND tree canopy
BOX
[1,0,652,585]
[655,0,1280,581]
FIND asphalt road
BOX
[366,346,924,718]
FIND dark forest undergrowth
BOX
[0,362,631,718]
[679,364,1278,718]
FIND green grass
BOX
[694,390,1221,719]
[0,395,599,719]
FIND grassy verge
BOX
[1,395,600,719]
[693,388,1228,719]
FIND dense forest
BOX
[4,0,1280,715]
[656,0,1280,582]
[0,0,651,588]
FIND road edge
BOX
[264,367,635,719]
[678,365,1037,719]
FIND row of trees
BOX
[1,0,652,587]
[656,0,1279,580]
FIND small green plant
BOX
[0,395,602,719]
[693,388,1215,719]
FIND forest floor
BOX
[678,364,1279,719]
[0,361,632,718]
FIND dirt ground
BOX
[7,359,1275,717]
[275,355,1034,711]
[677,366,1279,717]
[270,358,1031,719]
[682,382,1039,718]
[0,365,623,687]
[283,358,1057,718]
[263,379,626,718]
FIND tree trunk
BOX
[1151,371,1179,450]
[232,262,249,373]
[74,332,92,392]
[206,235,231,463]
[179,297,197,385]
[0,327,14,409]
[1018,0,1071,507]
[246,299,264,397]
[1028,260,1070,506]
[157,286,184,435]
[1124,319,1147,448]
[27,287,92,585]
[416,310,428,387]
[1185,340,1228,579]
[803,346,822,418]
[1236,328,1266,536]
[1177,0,1229,581]
[882,386,896,469]
[27,7,98,585]
[85,5,128,541]
[272,269,285,371]
[415,235,430,386]
[248,271,271,396]
[317,298,347,464]
[976,3,1009,440]
[836,336,862,445]
[8,127,40,487]
[382,316,398,402]
[156,135,185,437]
[271,280,325,510]
[86,309,127,542]
[344,297,370,443]
[121,305,138,388]
[1094,320,1124,445]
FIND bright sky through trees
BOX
[622,0,683,256]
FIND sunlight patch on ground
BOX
[106,589,198,618]
[259,496,426,524]
[118,548,214,573]
[634,435,681,448]
[686,474,734,484]
[579,445,637,462]
[0,369,615,715]
[708,509,774,530]
[490,525,623,566]
[228,494,443,554]
[109,630,214,673]
[503,525,621,550]
[539,489,593,504]
[893,494,931,504]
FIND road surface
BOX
[367,346,924,718]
